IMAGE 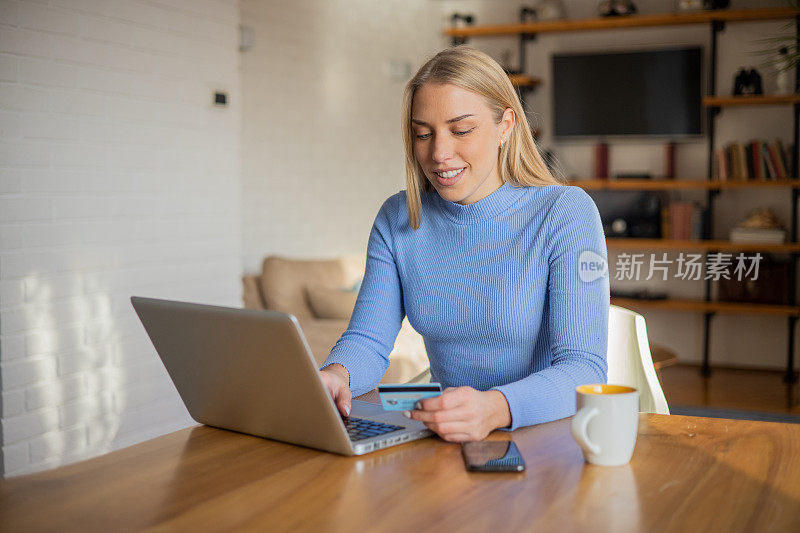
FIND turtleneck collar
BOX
[431,181,526,224]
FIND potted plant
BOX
[751,0,799,94]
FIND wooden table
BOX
[2,396,800,532]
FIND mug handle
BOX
[571,406,601,455]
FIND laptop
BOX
[130,296,433,455]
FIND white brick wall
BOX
[1,0,241,477]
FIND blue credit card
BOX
[377,383,442,411]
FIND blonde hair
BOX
[401,46,565,230]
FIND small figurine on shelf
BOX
[449,13,475,46]
[449,13,474,28]
[598,0,637,17]
[733,68,763,96]
[520,6,537,23]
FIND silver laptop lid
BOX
[130,296,354,455]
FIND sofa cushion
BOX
[260,256,348,319]
[306,286,358,320]
[242,274,264,310]
[259,255,367,319]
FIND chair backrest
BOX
[607,305,670,415]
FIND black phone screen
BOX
[461,441,525,472]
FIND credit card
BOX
[377,383,443,411]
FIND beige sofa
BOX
[242,255,429,384]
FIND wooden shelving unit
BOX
[703,94,800,107]
[507,74,540,88]
[606,239,800,253]
[612,297,800,317]
[447,6,800,383]
[444,7,795,38]
[572,179,800,191]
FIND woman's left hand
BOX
[404,386,511,442]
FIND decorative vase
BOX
[775,47,793,96]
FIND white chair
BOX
[608,305,670,415]
[405,305,670,415]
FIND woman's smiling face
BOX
[411,83,513,205]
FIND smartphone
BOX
[461,441,526,472]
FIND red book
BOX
[767,143,786,180]
[594,143,608,179]
[682,203,692,240]
[719,148,729,181]
[669,202,694,240]
[665,141,676,179]
[769,141,787,179]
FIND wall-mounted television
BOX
[552,47,703,139]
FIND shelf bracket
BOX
[449,13,474,47]
[785,316,798,383]
[518,32,537,75]
[701,311,716,377]
[702,190,719,241]
[519,7,538,44]
[510,7,538,83]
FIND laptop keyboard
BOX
[343,416,404,441]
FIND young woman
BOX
[319,46,609,442]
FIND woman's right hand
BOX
[320,364,352,417]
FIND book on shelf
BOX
[764,143,778,179]
[713,139,795,181]
[766,143,787,179]
[735,143,747,180]
[594,142,608,179]
[775,138,790,177]
[663,201,703,240]
[713,147,729,181]
[745,142,754,179]
[737,143,747,180]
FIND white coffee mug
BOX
[571,384,639,466]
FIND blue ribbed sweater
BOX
[320,182,610,430]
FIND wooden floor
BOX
[659,364,800,415]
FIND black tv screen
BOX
[552,47,703,139]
